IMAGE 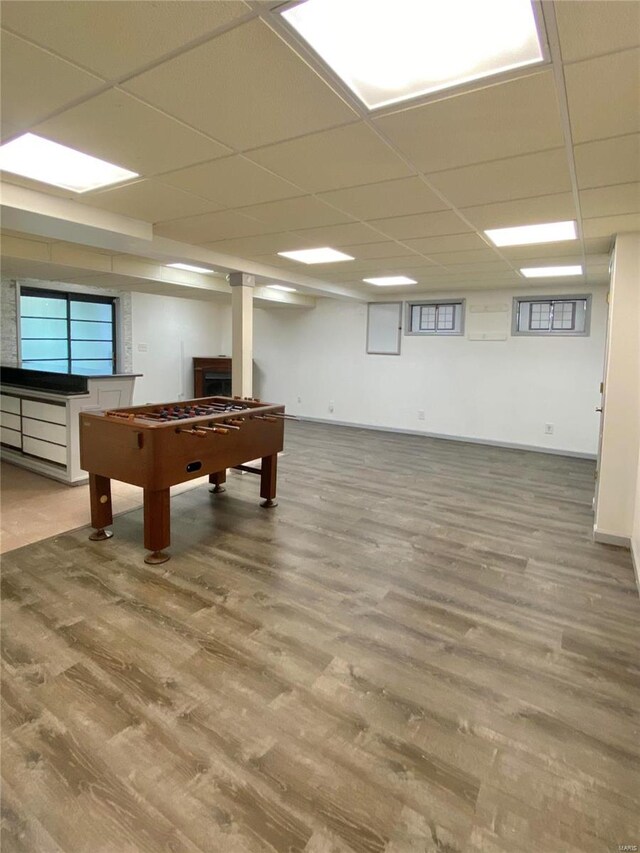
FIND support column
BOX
[594,232,639,550]
[228,272,254,398]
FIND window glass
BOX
[437,305,455,330]
[407,300,464,335]
[20,360,69,372]
[22,339,68,360]
[20,287,116,373]
[20,318,67,339]
[514,297,589,335]
[71,341,113,360]
[71,360,114,374]
[70,320,113,341]
[529,302,551,330]
[20,295,67,318]
[70,301,112,322]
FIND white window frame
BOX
[512,294,591,337]
[405,299,465,336]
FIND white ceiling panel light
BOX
[167,263,216,273]
[0,133,138,192]
[485,221,577,247]
[520,265,583,278]
[281,0,544,110]
[267,284,297,292]
[363,276,417,286]
[278,247,354,264]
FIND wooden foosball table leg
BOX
[88,474,113,541]
[143,487,171,564]
[260,453,278,508]
[209,469,226,493]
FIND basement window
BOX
[19,286,117,374]
[512,295,590,336]
[406,300,464,335]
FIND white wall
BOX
[131,292,231,404]
[254,284,608,456]
[594,233,640,545]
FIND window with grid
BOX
[407,300,464,335]
[513,296,589,336]
[20,287,117,374]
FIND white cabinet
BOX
[0,374,138,484]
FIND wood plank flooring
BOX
[2,421,639,853]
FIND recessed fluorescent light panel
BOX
[0,133,138,192]
[278,247,354,264]
[267,284,297,292]
[167,263,215,274]
[485,221,577,247]
[281,0,543,110]
[363,276,417,286]
[520,265,583,278]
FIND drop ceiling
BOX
[1,0,639,302]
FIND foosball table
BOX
[79,396,287,564]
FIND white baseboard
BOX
[593,526,632,548]
[632,539,640,596]
[296,416,597,460]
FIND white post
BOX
[594,232,640,546]
[228,272,254,398]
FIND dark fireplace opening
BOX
[204,371,232,396]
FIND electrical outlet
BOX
[137,342,148,352]
[297,396,301,403]
[329,400,335,413]
[417,410,425,420]
[544,423,554,435]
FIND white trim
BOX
[632,539,640,597]
[296,416,597,459]
[592,527,632,548]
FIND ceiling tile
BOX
[499,240,587,260]
[317,176,447,220]
[373,71,564,173]
[338,241,420,260]
[426,248,503,265]
[580,183,640,219]
[246,122,413,193]
[290,222,384,247]
[324,255,431,273]
[403,233,489,254]
[574,134,640,189]
[461,193,577,230]
[235,196,351,230]
[582,212,640,239]
[584,237,614,255]
[159,156,302,208]
[1,1,251,80]
[35,90,231,176]
[124,19,357,150]
[565,49,640,144]
[431,261,512,274]
[76,180,218,222]
[154,209,277,243]
[556,1,640,63]
[506,251,584,267]
[201,233,319,256]
[427,149,572,208]
[370,210,473,240]
[0,31,103,131]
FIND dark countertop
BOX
[0,366,141,395]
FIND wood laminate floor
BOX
[1,421,639,853]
